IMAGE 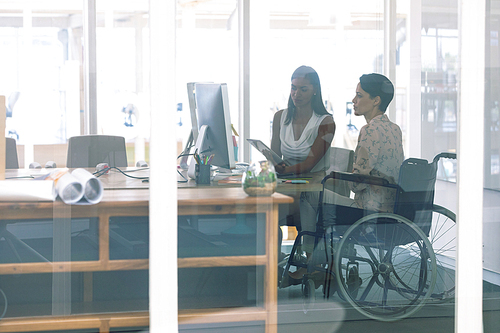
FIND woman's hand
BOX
[274,162,286,174]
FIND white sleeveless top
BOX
[279,109,331,173]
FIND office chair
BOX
[66,135,128,168]
[6,137,19,169]
[66,135,147,259]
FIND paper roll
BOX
[56,173,84,204]
[71,168,103,204]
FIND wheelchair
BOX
[279,152,457,322]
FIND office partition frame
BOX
[457,1,485,332]
[83,0,98,135]
[149,0,178,332]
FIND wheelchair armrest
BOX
[325,171,394,187]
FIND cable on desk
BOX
[93,166,188,183]
[177,147,213,160]
[93,166,149,180]
[177,169,188,183]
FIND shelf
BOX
[0,311,149,332]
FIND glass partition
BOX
[484,3,500,333]
[1,0,499,332]
[95,2,150,165]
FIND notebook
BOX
[247,139,291,166]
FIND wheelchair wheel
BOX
[426,205,456,303]
[335,213,436,322]
[302,278,316,313]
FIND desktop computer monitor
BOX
[187,83,235,179]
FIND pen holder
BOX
[195,164,211,184]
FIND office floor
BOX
[277,282,500,333]
[277,282,455,333]
[276,236,500,333]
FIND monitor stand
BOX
[187,125,208,180]
[187,124,234,179]
[179,130,194,170]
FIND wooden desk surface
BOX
[5,168,323,195]
[3,169,293,206]
[177,169,325,194]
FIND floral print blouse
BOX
[350,113,404,213]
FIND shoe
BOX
[346,266,362,298]
[288,267,307,280]
[280,273,302,288]
[309,271,327,289]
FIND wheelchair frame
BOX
[279,152,457,322]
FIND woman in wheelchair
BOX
[290,73,404,280]
[282,74,457,321]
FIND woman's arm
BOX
[350,126,381,193]
[270,110,283,156]
[279,115,335,174]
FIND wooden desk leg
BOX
[265,204,279,333]
[52,201,72,316]
[100,319,110,333]
[83,272,93,303]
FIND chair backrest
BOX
[6,137,19,169]
[325,147,354,197]
[393,157,438,235]
[66,135,128,168]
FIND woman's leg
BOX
[289,190,357,279]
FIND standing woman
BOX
[271,65,335,264]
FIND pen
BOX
[194,149,202,164]
[285,180,309,184]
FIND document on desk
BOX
[0,180,56,201]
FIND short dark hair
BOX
[359,73,394,112]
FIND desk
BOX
[0,169,293,333]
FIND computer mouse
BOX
[96,163,110,173]
[29,162,42,169]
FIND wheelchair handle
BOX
[433,152,457,164]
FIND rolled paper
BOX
[56,172,84,204]
[71,168,103,204]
